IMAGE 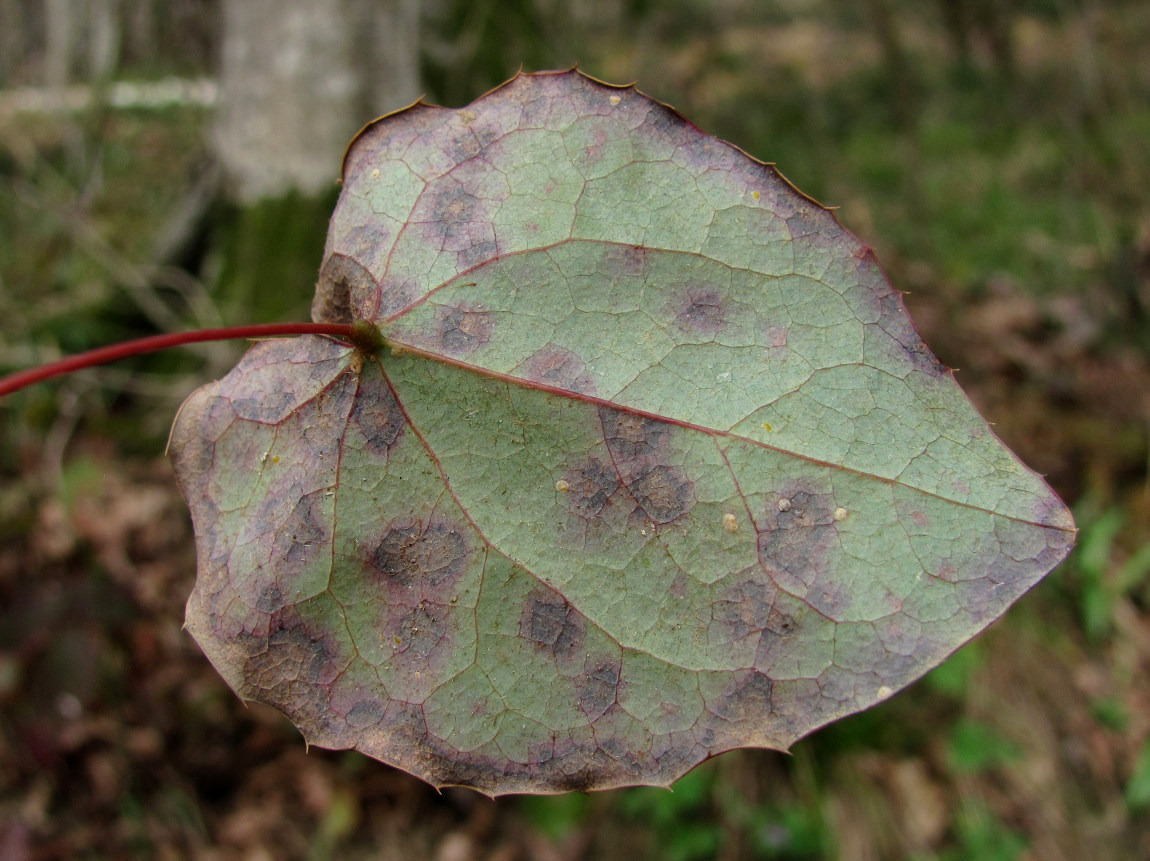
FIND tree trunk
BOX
[214,0,420,203]
[45,0,77,88]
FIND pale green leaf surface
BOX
[169,70,1074,795]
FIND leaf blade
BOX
[171,69,1074,795]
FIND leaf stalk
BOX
[0,322,359,398]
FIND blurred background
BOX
[1,1,1148,858]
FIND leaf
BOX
[168,70,1075,795]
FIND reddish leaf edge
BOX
[339,66,831,212]
[0,321,380,398]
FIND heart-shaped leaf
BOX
[169,70,1074,794]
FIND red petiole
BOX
[0,322,360,398]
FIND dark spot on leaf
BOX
[521,590,586,661]
[369,521,468,589]
[281,494,327,566]
[347,699,384,729]
[604,244,647,276]
[456,237,498,270]
[352,374,405,454]
[644,102,690,146]
[626,464,695,524]
[431,186,479,240]
[232,390,294,424]
[378,699,428,747]
[399,603,448,657]
[712,571,775,642]
[599,408,670,461]
[757,489,838,593]
[375,275,418,318]
[450,131,483,161]
[563,458,620,518]
[314,253,376,324]
[437,306,492,354]
[786,204,830,238]
[256,584,283,614]
[765,607,797,637]
[549,770,597,793]
[674,286,726,335]
[449,125,499,162]
[714,670,773,723]
[517,344,595,394]
[240,614,339,723]
[676,135,736,171]
[371,523,421,585]
[575,661,620,718]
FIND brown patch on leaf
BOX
[516,343,596,394]
[368,520,469,591]
[313,253,376,324]
[576,661,620,719]
[351,374,405,454]
[278,493,328,567]
[520,590,586,662]
[430,186,480,241]
[757,486,840,599]
[600,408,670,461]
[628,465,694,524]
[673,285,727,336]
[436,306,492,355]
[240,613,340,728]
[562,458,621,519]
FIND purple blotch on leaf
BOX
[575,661,620,719]
[279,494,327,566]
[436,306,492,354]
[346,699,384,729]
[369,520,468,589]
[563,458,621,519]
[517,344,596,394]
[520,590,586,661]
[714,670,773,722]
[878,291,950,377]
[431,186,480,241]
[240,613,340,725]
[352,374,405,454]
[314,253,377,324]
[673,286,727,335]
[757,488,839,592]
[600,408,671,461]
[627,464,695,524]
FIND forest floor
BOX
[2,4,1150,860]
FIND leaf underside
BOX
[169,70,1075,795]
